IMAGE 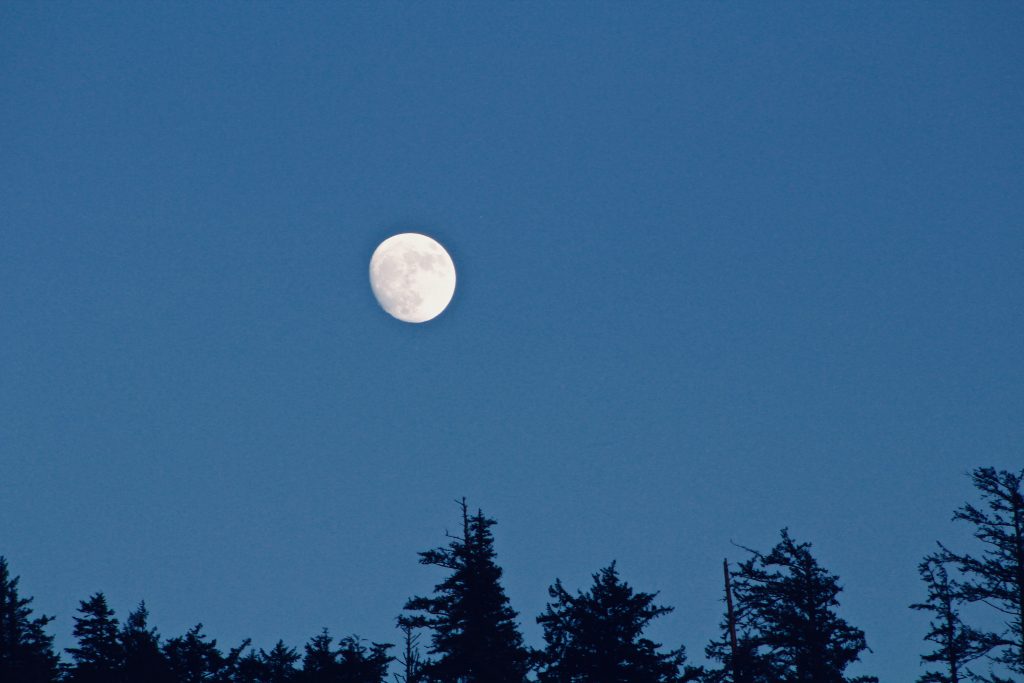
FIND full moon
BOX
[369,233,457,323]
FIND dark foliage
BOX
[120,601,173,683]
[706,529,876,683]
[0,556,60,683]
[163,623,249,683]
[934,467,1024,683]
[535,562,698,683]
[66,593,123,683]
[400,498,530,683]
[392,623,423,683]
[911,556,991,683]
[298,629,392,682]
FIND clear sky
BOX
[1,3,1021,681]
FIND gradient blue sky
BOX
[2,3,1021,681]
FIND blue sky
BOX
[1,3,1021,680]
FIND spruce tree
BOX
[301,630,337,682]
[120,601,172,683]
[0,556,60,683]
[393,623,424,683]
[910,556,990,683]
[67,592,123,683]
[259,640,300,682]
[336,636,392,682]
[707,529,876,683]
[535,562,696,683]
[163,623,249,683]
[936,467,1024,682]
[400,498,530,683]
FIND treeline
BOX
[1,466,1021,683]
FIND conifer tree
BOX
[259,640,300,682]
[298,630,391,683]
[535,562,697,683]
[0,556,60,683]
[300,630,337,682]
[67,592,123,683]
[393,623,423,683]
[707,529,876,683]
[120,601,172,683]
[400,498,530,683]
[936,467,1024,682]
[910,556,990,683]
[163,623,249,683]
[336,636,391,682]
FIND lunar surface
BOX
[369,233,456,323]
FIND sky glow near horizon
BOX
[0,3,1022,681]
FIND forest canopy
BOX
[2,467,1021,683]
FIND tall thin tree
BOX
[400,498,530,683]
[936,467,1024,682]
[67,592,123,683]
[911,556,990,683]
[0,557,60,683]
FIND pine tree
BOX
[910,556,990,683]
[535,562,697,683]
[400,498,530,683]
[707,529,876,683]
[67,592,123,683]
[936,467,1024,682]
[0,556,60,683]
[119,601,173,683]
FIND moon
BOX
[369,233,457,323]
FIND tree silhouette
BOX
[400,498,530,683]
[120,601,173,683]
[336,635,392,682]
[392,623,423,683]
[163,623,249,683]
[0,556,60,683]
[707,529,876,683]
[910,556,991,683]
[936,467,1024,682]
[297,630,391,683]
[67,592,123,683]
[535,562,698,683]
[300,630,337,682]
[705,559,776,683]
[259,640,300,682]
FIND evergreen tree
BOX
[235,649,267,683]
[298,630,392,683]
[259,640,300,683]
[301,630,338,682]
[163,623,249,683]
[936,467,1024,682]
[393,623,424,683]
[707,529,876,683]
[704,560,776,683]
[0,556,60,683]
[400,498,530,683]
[535,562,697,683]
[120,601,173,683]
[67,592,123,683]
[910,556,990,683]
[336,636,391,682]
